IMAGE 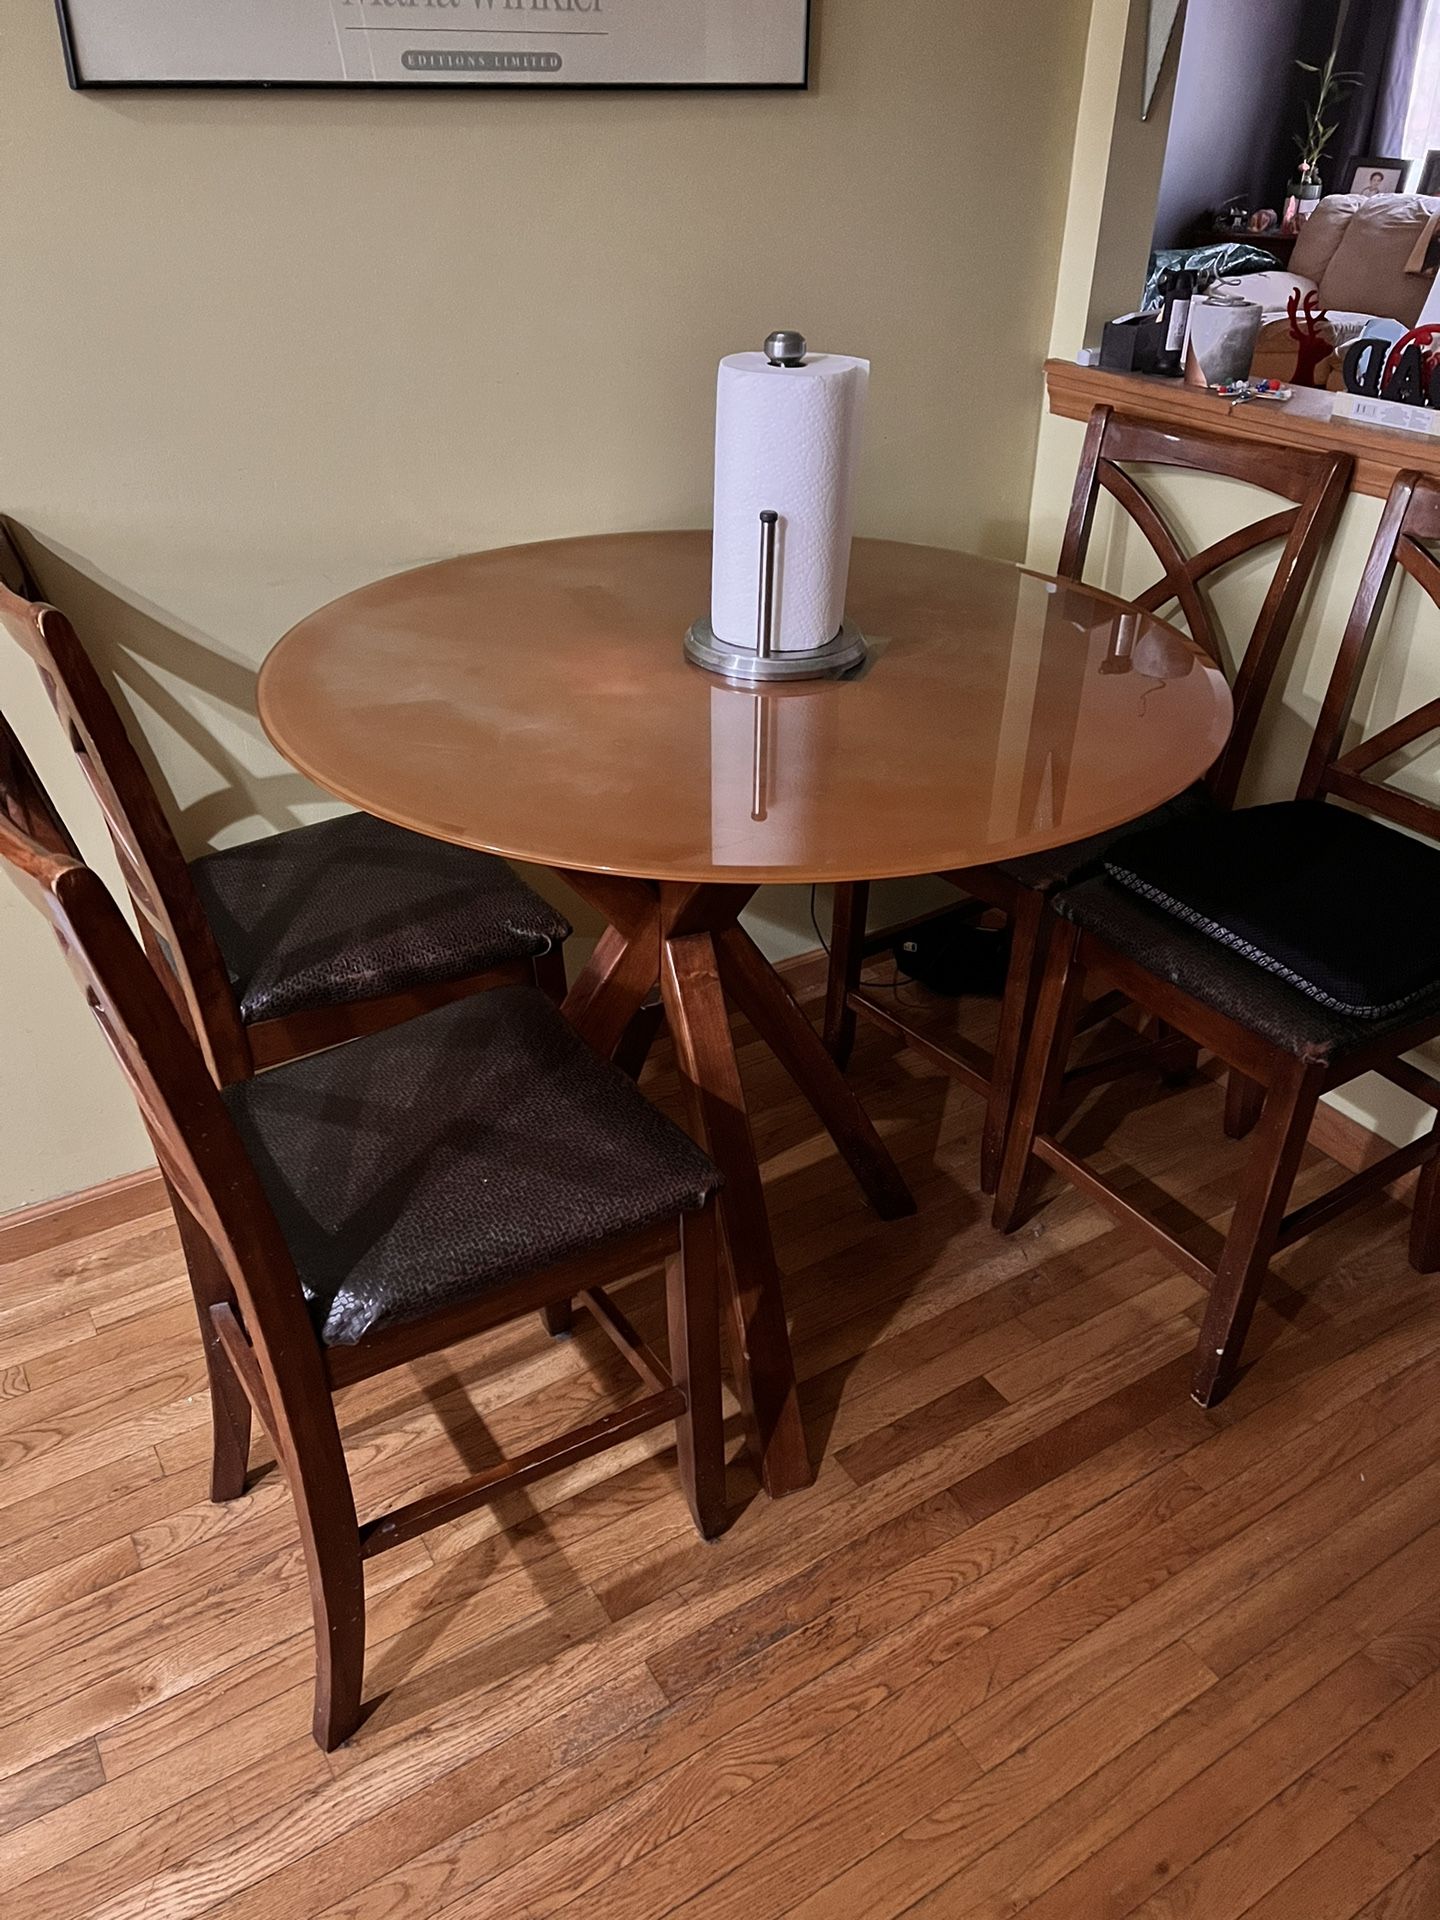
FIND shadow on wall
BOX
[976,512,1036,568]
[4,521,607,943]
[11,521,318,852]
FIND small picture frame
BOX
[1344,156,1409,199]
[1420,151,1440,198]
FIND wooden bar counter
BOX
[1045,357,1440,501]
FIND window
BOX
[1398,1,1440,173]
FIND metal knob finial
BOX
[764,330,807,367]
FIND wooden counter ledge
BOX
[1046,357,1440,501]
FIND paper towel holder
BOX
[684,509,868,682]
[685,330,868,683]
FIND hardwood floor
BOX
[2,962,1439,1919]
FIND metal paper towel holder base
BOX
[685,504,868,685]
[684,616,868,684]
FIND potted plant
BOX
[1286,46,1360,228]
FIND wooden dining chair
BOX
[0,519,570,1086]
[0,727,726,1749]
[994,468,1440,1408]
[824,411,1351,1191]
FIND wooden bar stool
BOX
[995,470,1440,1407]
[0,520,571,1086]
[824,412,1350,1190]
[0,724,727,1749]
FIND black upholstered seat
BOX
[191,812,571,1025]
[223,984,721,1346]
[1056,876,1440,1061]
[996,783,1215,892]
[1102,800,1440,1020]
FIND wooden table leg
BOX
[661,928,813,1497]
[556,869,909,1499]
[715,922,916,1220]
[614,1001,665,1082]
[562,923,660,1058]
[563,879,908,1218]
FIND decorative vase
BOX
[1184,292,1264,389]
[1283,176,1322,233]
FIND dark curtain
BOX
[1272,0,1409,198]
[1332,0,1411,176]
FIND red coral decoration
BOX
[1288,289,1333,389]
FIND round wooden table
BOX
[260,531,1232,1497]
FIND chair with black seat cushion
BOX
[0,518,570,1086]
[994,469,1440,1408]
[0,734,726,1749]
[823,410,1350,1192]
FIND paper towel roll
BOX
[710,351,869,655]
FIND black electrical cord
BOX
[809,885,918,1001]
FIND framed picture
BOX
[54,0,811,91]
[1420,151,1440,198]
[1344,156,1409,199]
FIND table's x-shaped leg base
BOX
[557,874,915,1499]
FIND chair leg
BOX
[541,1299,575,1337]
[1224,1069,1266,1140]
[668,1200,728,1540]
[278,1403,366,1750]
[1156,1021,1202,1086]
[1408,1122,1440,1274]
[167,1179,252,1504]
[202,1331,254,1505]
[614,1000,665,1082]
[301,1504,367,1752]
[1190,1060,1324,1410]
[532,944,568,1004]
[982,887,1047,1196]
[823,882,869,1069]
[992,919,1087,1234]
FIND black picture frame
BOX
[1420,151,1440,199]
[53,0,812,92]
[1343,155,1410,198]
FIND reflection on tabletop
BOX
[708,568,1204,872]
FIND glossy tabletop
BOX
[259,532,1233,885]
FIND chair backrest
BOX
[1059,407,1351,808]
[0,699,77,859]
[0,521,250,1083]
[0,743,327,1449]
[1299,470,1440,845]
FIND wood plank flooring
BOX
[2,965,1438,1919]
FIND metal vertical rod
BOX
[1101,611,1140,675]
[751,695,773,822]
[756,510,779,659]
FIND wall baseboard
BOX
[0,948,1413,1263]
[0,1166,166,1266]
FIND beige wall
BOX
[1029,0,1440,1152]
[0,0,1090,1211]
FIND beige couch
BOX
[1233,193,1440,330]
